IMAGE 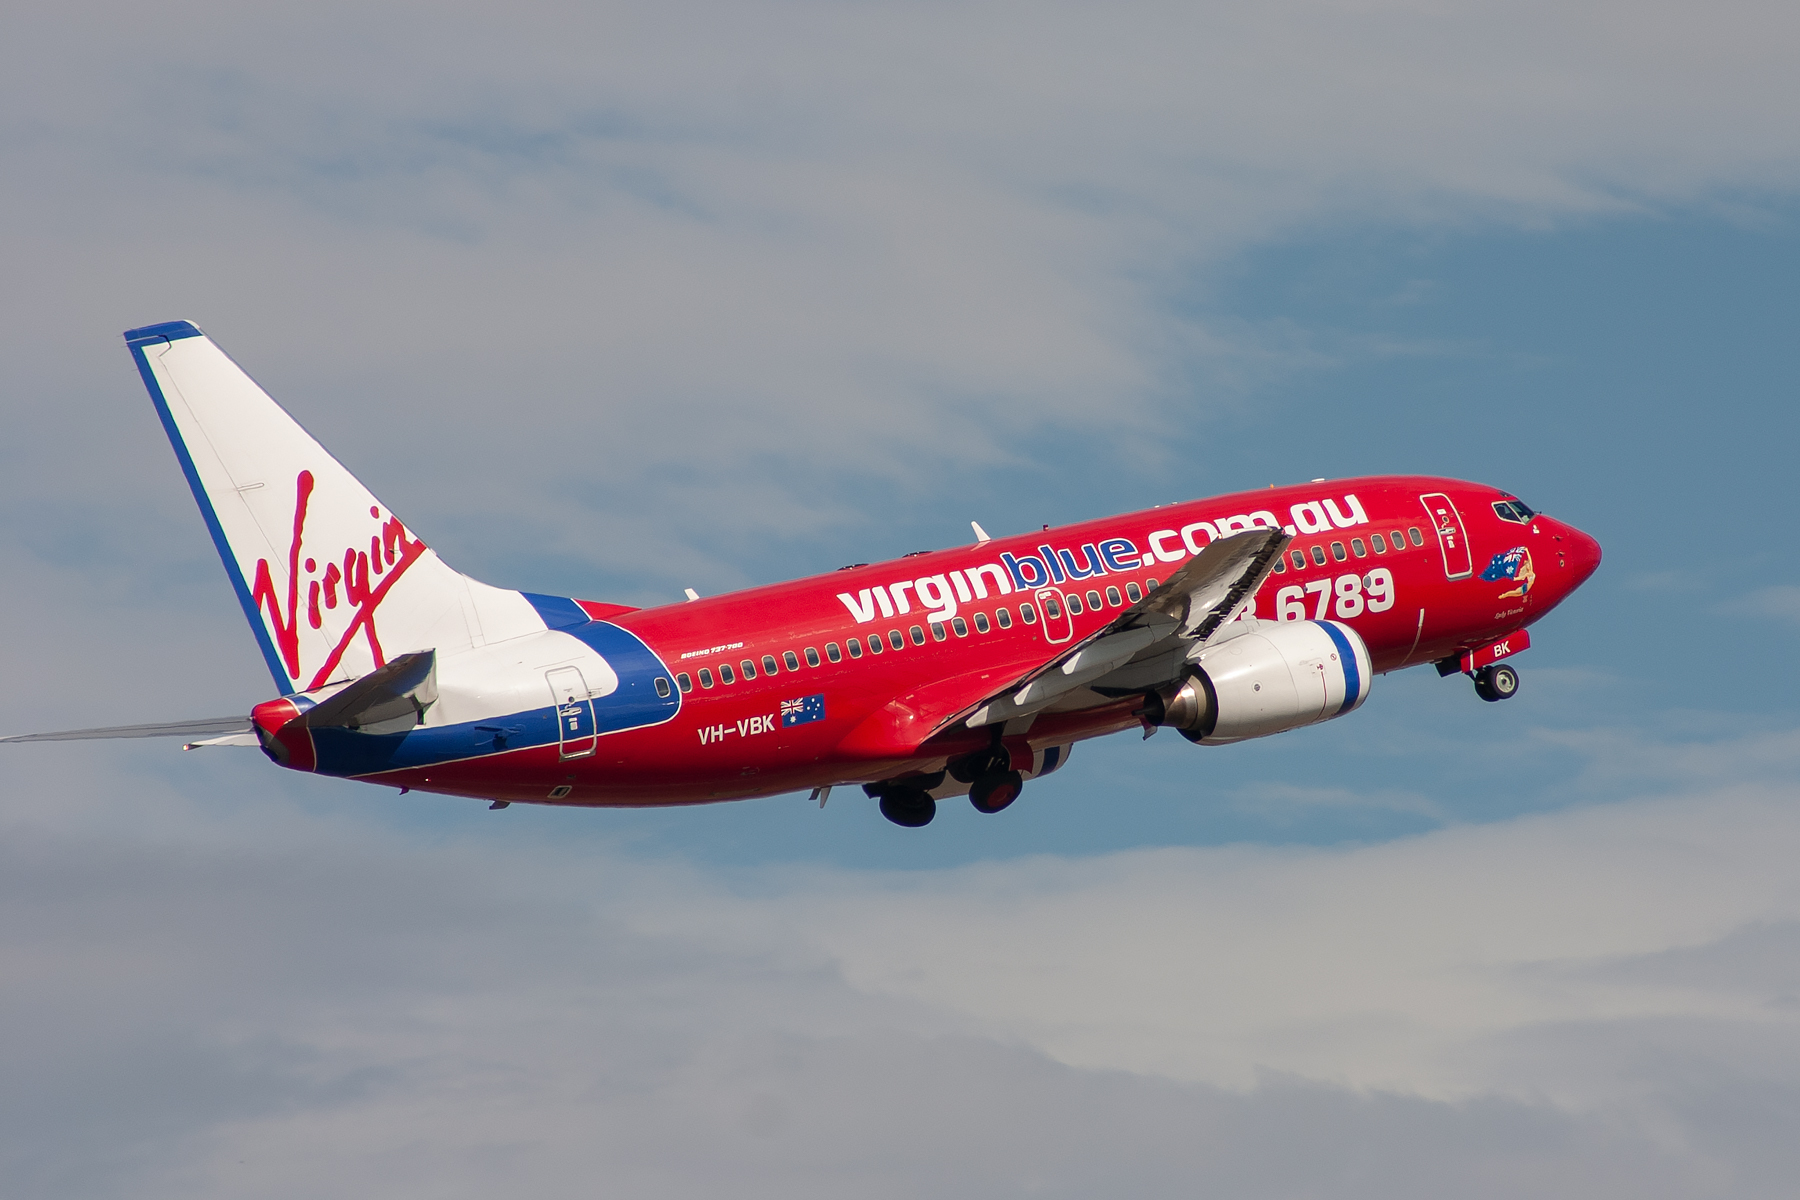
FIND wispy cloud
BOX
[1720,584,1800,622]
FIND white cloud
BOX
[3,0,1799,595]
[661,783,1800,1104]
[3,742,1800,1194]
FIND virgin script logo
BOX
[251,471,428,690]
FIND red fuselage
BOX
[369,475,1600,807]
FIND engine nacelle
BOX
[1149,620,1372,745]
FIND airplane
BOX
[2,321,1602,827]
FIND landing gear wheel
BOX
[1473,663,1521,702]
[969,770,1023,814]
[879,789,936,827]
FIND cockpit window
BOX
[1493,500,1533,523]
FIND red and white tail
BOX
[126,321,543,694]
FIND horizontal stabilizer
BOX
[296,649,437,734]
[0,716,251,744]
[184,732,262,749]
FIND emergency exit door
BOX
[1036,588,1074,644]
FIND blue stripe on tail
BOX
[125,324,289,691]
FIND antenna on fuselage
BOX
[971,521,991,544]
[684,588,700,601]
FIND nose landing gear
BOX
[1473,663,1520,702]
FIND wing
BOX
[290,649,437,734]
[957,526,1290,730]
[833,528,1291,760]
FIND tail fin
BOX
[126,321,542,694]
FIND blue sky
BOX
[4,3,1800,1195]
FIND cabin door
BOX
[546,665,597,759]
[1419,493,1472,580]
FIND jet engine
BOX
[1147,620,1372,745]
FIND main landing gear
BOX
[871,752,1030,827]
[954,745,1023,816]
[1472,663,1520,703]
[969,770,1024,814]
[878,788,936,827]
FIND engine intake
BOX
[1148,620,1372,745]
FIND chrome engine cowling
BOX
[1149,620,1372,745]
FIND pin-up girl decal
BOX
[1480,546,1536,600]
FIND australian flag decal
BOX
[781,694,827,727]
[1481,546,1528,582]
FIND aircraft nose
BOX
[1553,520,1602,587]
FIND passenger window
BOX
[1067,594,1083,614]
[826,643,841,663]
[847,638,863,659]
[804,647,820,667]
[1331,542,1346,562]
[888,630,904,650]
[677,672,693,693]
[1290,550,1306,570]
[1106,587,1121,607]
[1310,545,1327,566]
[1126,582,1142,602]
[1351,538,1366,557]
[930,622,947,642]
[996,607,1012,629]
[1021,603,1038,624]
[699,668,715,688]
[952,616,968,636]
[1044,596,1062,619]
[784,651,800,670]
[720,663,735,684]
[741,659,757,679]
[974,612,990,634]
[1371,533,1387,553]
[1408,527,1424,546]
[868,634,883,654]
[1146,578,1159,590]
[909,625,925,646]
[1086,589,1103,610]
[763,654,779,675]
[1272,556,1286,574]
[655,677,671,698]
